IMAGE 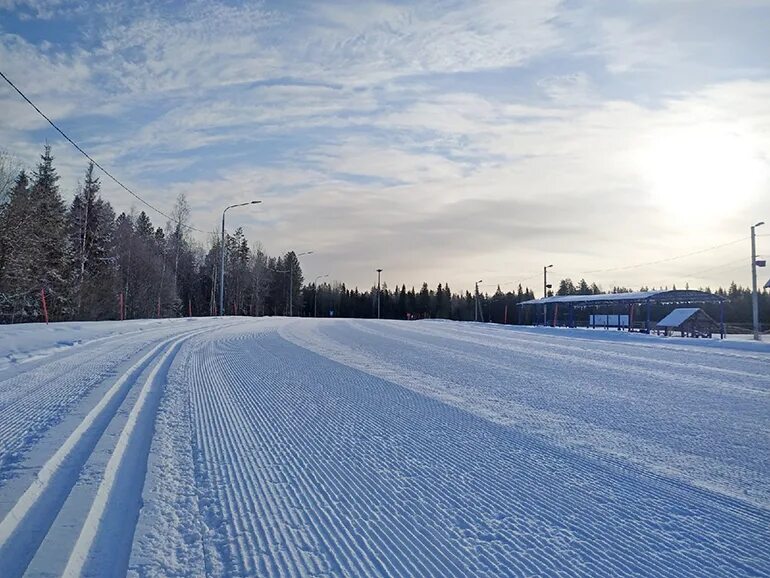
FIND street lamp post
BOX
[376,269,383,319]
[543,264,553,326]
[290,251,313,317]
[220,200,261,316]
[751,222,765,341]
[313,274,329,318]
[475,280,483,322]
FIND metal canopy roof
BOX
[518,289,725,307]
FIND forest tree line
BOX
[0,146,767,326]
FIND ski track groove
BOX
[62,327,211,578]
[0,322,215,486]
[0,323,215,578]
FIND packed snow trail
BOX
[0,318,768,577]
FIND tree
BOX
[284,251,305,316]
[69,163,117,319]
[0,171,35,318]
[30,145,71,319]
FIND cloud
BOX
[1,0,769,293]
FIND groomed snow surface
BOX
[0,318,768,577]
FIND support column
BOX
[645,299,651,333]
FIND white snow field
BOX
[0,318,768,577]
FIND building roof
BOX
[655,308,701,327]
[518,289,725,307]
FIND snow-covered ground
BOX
[0,318,768,577]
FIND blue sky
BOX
[1,0,769,291]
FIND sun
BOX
[638,125,767,220]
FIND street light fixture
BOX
[543,264,553,326]
[290,251,313,317]
[751,222,765,341]
[220,200,261,316]
[376,269,383,319]
[313,274,329,318]
[475,279,483,322]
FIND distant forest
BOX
[1,146,767,327]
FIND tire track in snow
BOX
[0,326,208,578]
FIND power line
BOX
[576,237,748,276]
[682,257,747,279]
[0,69,205,234]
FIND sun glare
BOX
[639,126,767,219]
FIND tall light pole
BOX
[220,200,261,316]
[376,269,383,319]
[751,222,764,341]
[313,274,328,318]
[543,264,553,326]
[290,250,313,316]
[475,280,483,322]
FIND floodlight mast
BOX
[313,274,329,318]
[220,201,261,316]
[543,265,553,326]
[474,280,483,322]
[290,251,314,316]
[751,221,765,341]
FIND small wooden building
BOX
[655,308,719,338]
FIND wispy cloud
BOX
[1,0,768,290]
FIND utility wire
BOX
[576,237,748,275]
[0,69,205,234]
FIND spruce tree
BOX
[30,145,71,319]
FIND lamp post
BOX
[313,274,329,318]
[474,279,483,322]
[543,264,553,326]
[290,251,313,316]
[376,269,383,319]
[751,222,765,341]
[220,200,261,316]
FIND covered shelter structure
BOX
[518,289,727,338]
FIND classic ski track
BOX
[0,320,203,376]
[61,326,212,578]
[0,321,218,483]
[0,324,211,578]
[189,323,769,577]
[280,320,770,513]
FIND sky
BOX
[1,0,769,293]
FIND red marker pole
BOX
[504,304,508,325]
[188,299,192,317]
[118,292,124,320]
[41,288,49,325]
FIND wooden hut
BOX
[655,308,719,338]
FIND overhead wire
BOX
[0,69,206,234]
[575,237,748,276]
